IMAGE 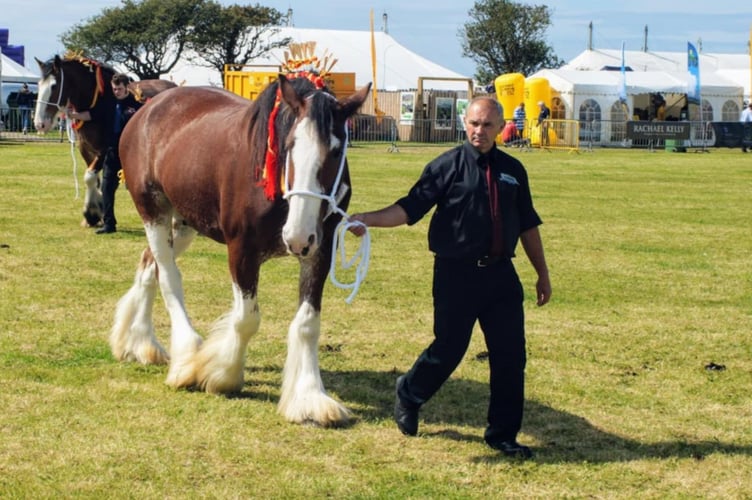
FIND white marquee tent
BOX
[164,27,472,92]
[0,52,39,83]
[563,48,749,100]
[1,53,40,120]
[529,49,745,123]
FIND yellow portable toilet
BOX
[494,73,525,121]
[525,77,553,145]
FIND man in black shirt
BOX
[67,73,143,234]
[349,96,551,458]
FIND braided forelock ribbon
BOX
[260,71,327,200]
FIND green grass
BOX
[0,140,750,498]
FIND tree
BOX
[459,0,565,85]
[189,2,290,78]
[61,0,206,80]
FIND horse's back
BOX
[129,79,178,101]
[123,85,253,154]
[120,86,262,235]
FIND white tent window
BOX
[689,99,713,122]
[552,97,565,120]
[610,101,629,141]
[579,99,602,142]
[721,100,740,121]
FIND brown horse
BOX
[33,54,176,226]
[110,74,370,427]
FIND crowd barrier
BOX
[3,102,744,151]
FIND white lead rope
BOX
[38,69,80,198]
[66,118,80,198]
[283,125,371,303]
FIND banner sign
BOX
[627,121,691,140]
[618,41,627,103]
[687,42,701,105]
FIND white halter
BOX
[283,124,370,304]
[37,67,66,110]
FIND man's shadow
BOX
[310,368,752,464]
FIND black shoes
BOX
[487,439,533,459]
[394,375,419,436]
[95,226,116,234]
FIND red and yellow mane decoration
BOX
[260,41,339,200]
[63,51,107,130]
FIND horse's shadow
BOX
[235,364,752,464]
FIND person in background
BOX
[348,96,551,459]
[537,101,550,147]
[513,102,526,145]
[67,74,142,234]
[740,101,752,153]
[656,99,666,121]
[17,83,34,134]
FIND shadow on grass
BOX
[318,368,752,463]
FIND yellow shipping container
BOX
[224,65,356,101]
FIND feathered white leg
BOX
[110,248,168,364]
[141,222,203,389]
[81,168,103,227]
[278,301,350,427]
[192,283,260,394]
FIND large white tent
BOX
[164,27,472,91]
[563,48,750,100]
[530,49,745,123]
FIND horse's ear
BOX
[340,83,372,117]
[53,54,63,72]
[277,73,305,115]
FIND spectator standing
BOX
[17,83,34,134]
[740,101,752,153]
[537,101,550,146]
[513,102,526,145]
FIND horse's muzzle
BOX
[284,232,318,258]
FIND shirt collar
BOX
[464,141,497,168]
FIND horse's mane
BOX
[65,53,116,71]
[249,75,335,189]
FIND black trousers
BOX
[101,147,121,229]
[398,256,526,442]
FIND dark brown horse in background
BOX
[110,73,370,427]
[33,54,176,227]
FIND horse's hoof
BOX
[82,213,103,227]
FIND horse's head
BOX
[33,56,63,133]
[33,55,113,133]
[278,74,371,258]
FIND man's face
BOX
[464,100,503,154]
[112,83,128,101]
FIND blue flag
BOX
[618,41,627,103]
[687,42,701,104]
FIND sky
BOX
[2,0,752,78]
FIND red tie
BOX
[486,164,503,256]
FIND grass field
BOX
[0,140,750,498]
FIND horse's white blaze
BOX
[192,283,260,394]
[278,300,350,425]
[141,222,203,388]
[33,76,56,132]
[282,117,326,256]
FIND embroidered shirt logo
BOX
[499,173,519,185]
